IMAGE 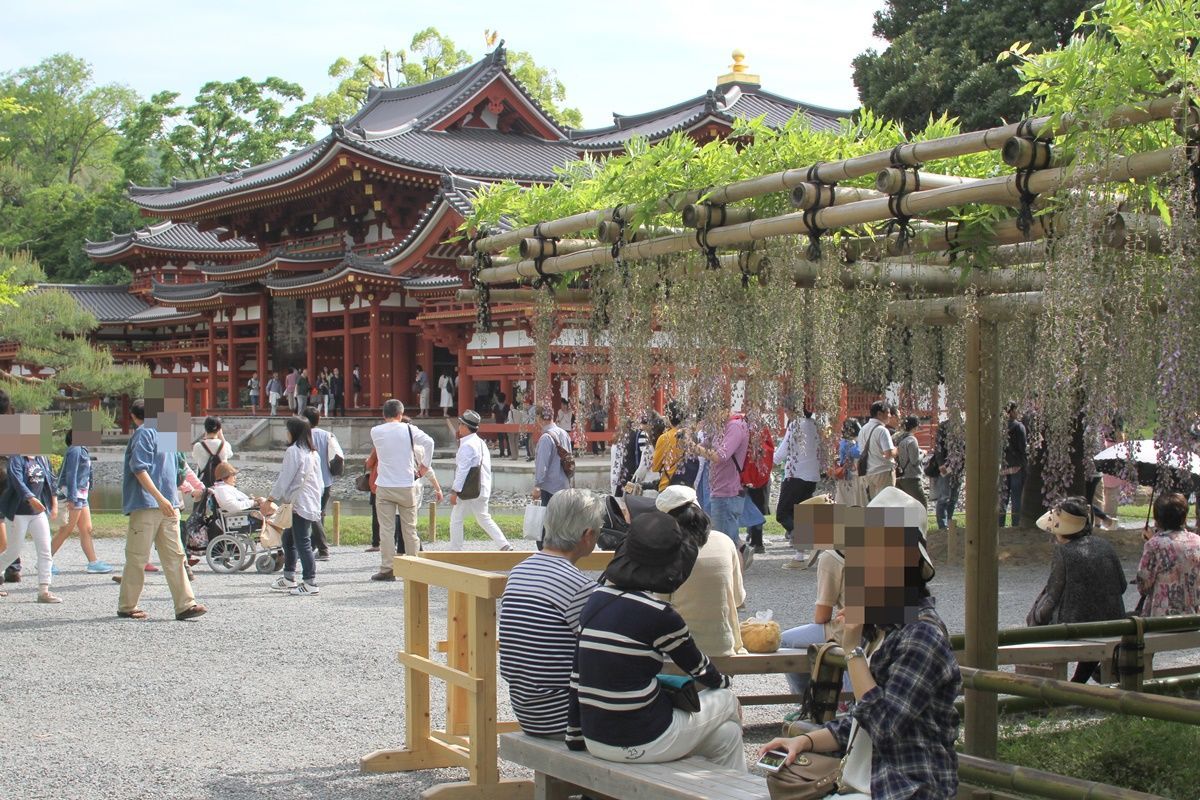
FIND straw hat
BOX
[1036,507,1088,536]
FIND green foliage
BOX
[305,28,581,129]
[851,0,1088,131]
[134,78,318,180]
[507,49,583,128]
[998,713,1200,798]
[0,53,138,187]
[0,251,146,411]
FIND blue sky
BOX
[1,0,887,128]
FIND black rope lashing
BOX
[696,226,721,270]
[802,162,836,261]
[610,207,630,287]
[531,222,560,291]
[469,228,493,332]
[1014,169,1038,239]
[884,193,916,250]
[738,251,752,289]
[944,221,962,264]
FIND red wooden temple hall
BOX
[56,47,845,416]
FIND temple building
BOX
[25,47,846,421]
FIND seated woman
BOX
[1137,492,1200,616]
[654,485,746,656]
[779,494,850,702]
[759,487,960,799]
[1027,496,1126,682]
[210,462,267,532]
[567,511,744,771]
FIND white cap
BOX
[656,485,698,513]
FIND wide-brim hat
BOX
[604,510,699,594]
[458,409,481,431]
[867,486,935,581]
[1036,508,1088,536]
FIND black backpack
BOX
[197,441,222,487]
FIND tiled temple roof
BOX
[34,284,151,322]
[84,221,258,260]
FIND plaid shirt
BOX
[825,597,961,799]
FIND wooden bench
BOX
[500,732,768,800]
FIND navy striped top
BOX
[566,585,730,749]
[498,553,596,736]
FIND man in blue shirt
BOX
[118,398,206,621]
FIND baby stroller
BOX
[185,488,283,574]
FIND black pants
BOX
[333,394,345,416]
[498,430,510,457]
[370,492,403,551]
[310,486,331,555]
[775,478,817,540]
[745,485,769,547]
[1072,661,1100,683]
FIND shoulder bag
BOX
[655,673,701,713]
[458,439,482,500]
[554,429,576,479]
[766,748,848,800]
[270,449,316,531]
[856,423,877,478]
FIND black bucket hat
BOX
[603,510,699,594]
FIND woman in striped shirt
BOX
[567,511,745,771]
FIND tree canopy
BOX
[305,27,583,128]
[0,251,146,411]
[851,0,1088,131]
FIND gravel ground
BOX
[0,534,1191,800]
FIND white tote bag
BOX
[522,504,546,541]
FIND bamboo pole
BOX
[1003,137,1057,170]
[680,203,756,228]
[455,288,593,304]
[963,316,1001,759]
[946,615,1200,650]
[476,146,1184,284]
[790,184,883,209]
[1101,211,1166,252]
[875,168,978,194]
[886,292,1045,325]
[842,216,1055,262]
[884,240,1047,267]
[332,500,341,546]
[518,238,599,259]
[469,96,1183,255]
[958,754,1168,800]
[597,222,684,243]
[959,666,1200,726]
[457,254,515,270]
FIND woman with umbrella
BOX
[1137,492,1200,616]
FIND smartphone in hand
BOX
[756,748,790,773]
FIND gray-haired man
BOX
[498,489,603,737]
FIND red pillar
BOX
[305,300,317,401]
[206,312,217,410]
[456,345,474,416]
[368,297,383,407]
[341,298,353,409]
[257,300,268,413]
[227,310,237,410]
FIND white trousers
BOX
[0,513,53,586]
[449,497,509,549]
[585,688,745,772]
[419,387,430,411]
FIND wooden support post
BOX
[207,312,218,409]
[1118,617,1147,692]
[257,304,268,413]
[227,309,237,410]
[342,299,353,409]
[947,518,959,566]
[964,317,1001,758]
[428,500,437,542]
[457,346,475,416]
[332,500,341,547]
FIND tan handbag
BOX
[766,750,844,800]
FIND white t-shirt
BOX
[371,421,435,488]
[856,420,895,476]
[212,482,255,513]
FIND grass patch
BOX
[996,713,1200,798]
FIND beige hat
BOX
[1036,508,1088,536]
[656,485,698,514]
[798,494,833,505]
[867,486,935,580]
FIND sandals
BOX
[117,609,148,620]
[0,589,7,597]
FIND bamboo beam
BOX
[476,146,1185,284]
[681,204,756,228]
[457,254,515,269]
[886,292,1045,325]
[875,168,978,194]
[1003,137,1057,170]
[842,217,1055,262]
[958,754,1168,800]
[805,262,1044,294]
[947,615,1200,650]
[959,666,1200,727]
[518,238,599,259]
[469,96,1183,255]
[883,241,1047,267]
[596,222,684,244]
[790,184,883,209]
[455,288,592,304]
[1101,211,1167,253]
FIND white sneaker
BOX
[290,582,319,596]
[270,576,298,592]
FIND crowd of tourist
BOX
[3,383,1199,798]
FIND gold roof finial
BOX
[717,49,760,87]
